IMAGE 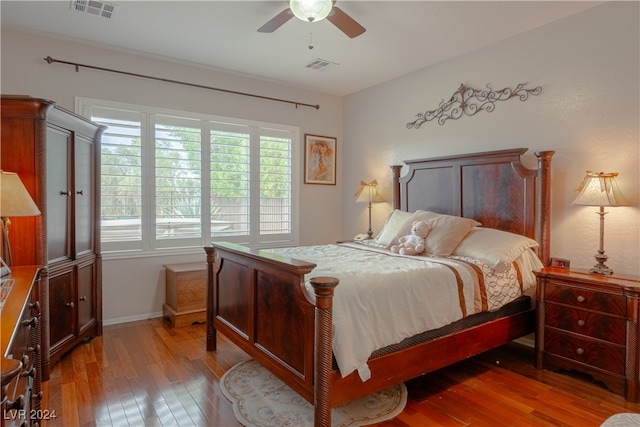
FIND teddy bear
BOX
[390,220,431,256]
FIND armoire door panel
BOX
[46,126,71,263]
[77,261,96,332]
[48,270,77,350]
[75,136,94,255]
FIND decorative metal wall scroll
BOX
[406,83,543,129]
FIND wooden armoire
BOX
[1,95,105,380]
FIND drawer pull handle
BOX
[576,295,586,303]
[576,347,585,355]
[60,190,70,196]
[66,301,75,308]
[21,367,36,378]
[80,296,87,302]
[77,190,84,195]
[22,317,38,329]
[6,395,25,411]
[577,319,586,327]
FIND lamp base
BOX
[589,250,613,275]
[590,266,614,275]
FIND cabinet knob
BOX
[22,316,38,329]
[60,190,70,196]
[576,295,586,303]
[21,366,36,378]
[6,395,25,410]
[577,319,586,327]
[66,301,75,308]
[80,296,87,302]
[77,190,84,195]
[576,347,585,355]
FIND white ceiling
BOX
[1,1,604,96]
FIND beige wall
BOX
[343,1,639,277]
[1,29,345,323]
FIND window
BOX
[77,98,299,254]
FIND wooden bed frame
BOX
[205,148,554,426]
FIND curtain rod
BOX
[44,56,320,110]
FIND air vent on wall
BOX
[70,0,117,19]
[305,58,339,71]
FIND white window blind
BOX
[155,115,202,246]
[76,98,299,254]
[209,123,251,238]
[259,131,292,237]
[91,106,143,251]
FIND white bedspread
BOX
[268,243,527,381]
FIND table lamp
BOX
[1,171,41,266]
[571,171,629,275]
[354,179,384,239]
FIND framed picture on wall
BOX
[304,134,337,185]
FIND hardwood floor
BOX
[41,318,640,426]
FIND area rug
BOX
[220,359,407,427]
[600,413,640,426]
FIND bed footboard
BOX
[205,242,338,419]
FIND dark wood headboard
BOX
[391,148,554,265]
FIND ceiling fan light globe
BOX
[290,0,332,23]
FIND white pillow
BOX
[389,210,480,256]
[453,227,540,273]
[390,211,480,256]
[374,209,413,247]
[421,214,481,256]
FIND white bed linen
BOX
[269,243,530,381]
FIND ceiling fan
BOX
[258,0,366,39]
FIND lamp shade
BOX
[354,180,384,203]
[290,0,332,23]
[0,171,41,217]
[571,171,630,207]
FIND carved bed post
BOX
[534,151,555,267]
[310,276,339,427]
[390,165,402,210]
[204,246,218,351]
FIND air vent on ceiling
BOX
[305,58,339,71]
[70,0,117,19]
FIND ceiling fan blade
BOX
[258,8,293,33]
[327,6,366,38]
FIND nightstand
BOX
[535,267,640,402]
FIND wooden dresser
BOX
[1,266,45,427]
[1,95,106,380]
[535,267,640,402]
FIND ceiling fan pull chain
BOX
[309,32,314,50]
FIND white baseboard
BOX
[103,311,164,326]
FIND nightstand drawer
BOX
[545,302,626,345]
[544,328,625,375]
[545,282,626,316]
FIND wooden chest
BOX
[163,262,207,328]
[535,267,640,402]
